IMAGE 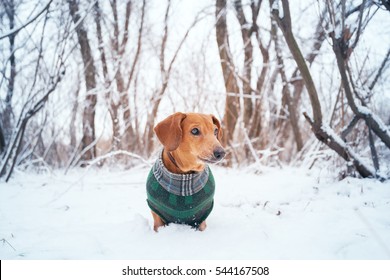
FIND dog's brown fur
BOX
[152,112,225,232]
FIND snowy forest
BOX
[1,0,390,180]
[1,0,390,259]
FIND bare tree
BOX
[328,0,390,174]
[110,0,137,151]
[270,0,389,179]
[67,0,98,163]
[248,0,270,145]
[234,0,254,127]
[215,0,240,160]
[214,1,314,163]
[0,0,69,181]
[93,0,146,155]
[274,25,303,153]
[144,0,206,155]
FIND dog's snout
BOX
[213,147,226,161]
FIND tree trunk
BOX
[0,122,5,153]
[271,17,303,152]
[270,0,322,126]
[249,0,269,143]
[216,0,240,154]
[68,0,97,162]
[292,8,327,109]
[1,0,16,152]
[93,1,121,151]
[113,0,136,151]
[234,0,253,127]
[69,85,80,149]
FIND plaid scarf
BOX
[152,151,209,196]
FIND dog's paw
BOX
[197,221,207,231]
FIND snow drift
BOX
[1,166,389,259]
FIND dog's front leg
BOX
[151,211,165,232]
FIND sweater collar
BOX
[152,150,209,196]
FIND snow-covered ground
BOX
[1,165,390,260]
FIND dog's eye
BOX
[191,128,200,136]
[214,128,219,137]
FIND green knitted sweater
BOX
[146,165,215,228]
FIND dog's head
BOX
[154,112,226,172]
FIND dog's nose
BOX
[213,147,226,161]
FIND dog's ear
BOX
[154,112,187,151]
[211,114,223,140]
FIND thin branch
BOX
[369,47,390,91]
[350,0,367,50]
[341,115,361,140]
[86,150,152,168]
[160,0,171,77]
[126,0,146,91]
[0,0,53,40]
[120,0,132,54]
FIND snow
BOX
[1,166,390,260]
[320,123,378,177]
[356,105,390,134]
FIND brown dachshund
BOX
[146,112,226,231]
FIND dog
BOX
[146,112,226,232]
